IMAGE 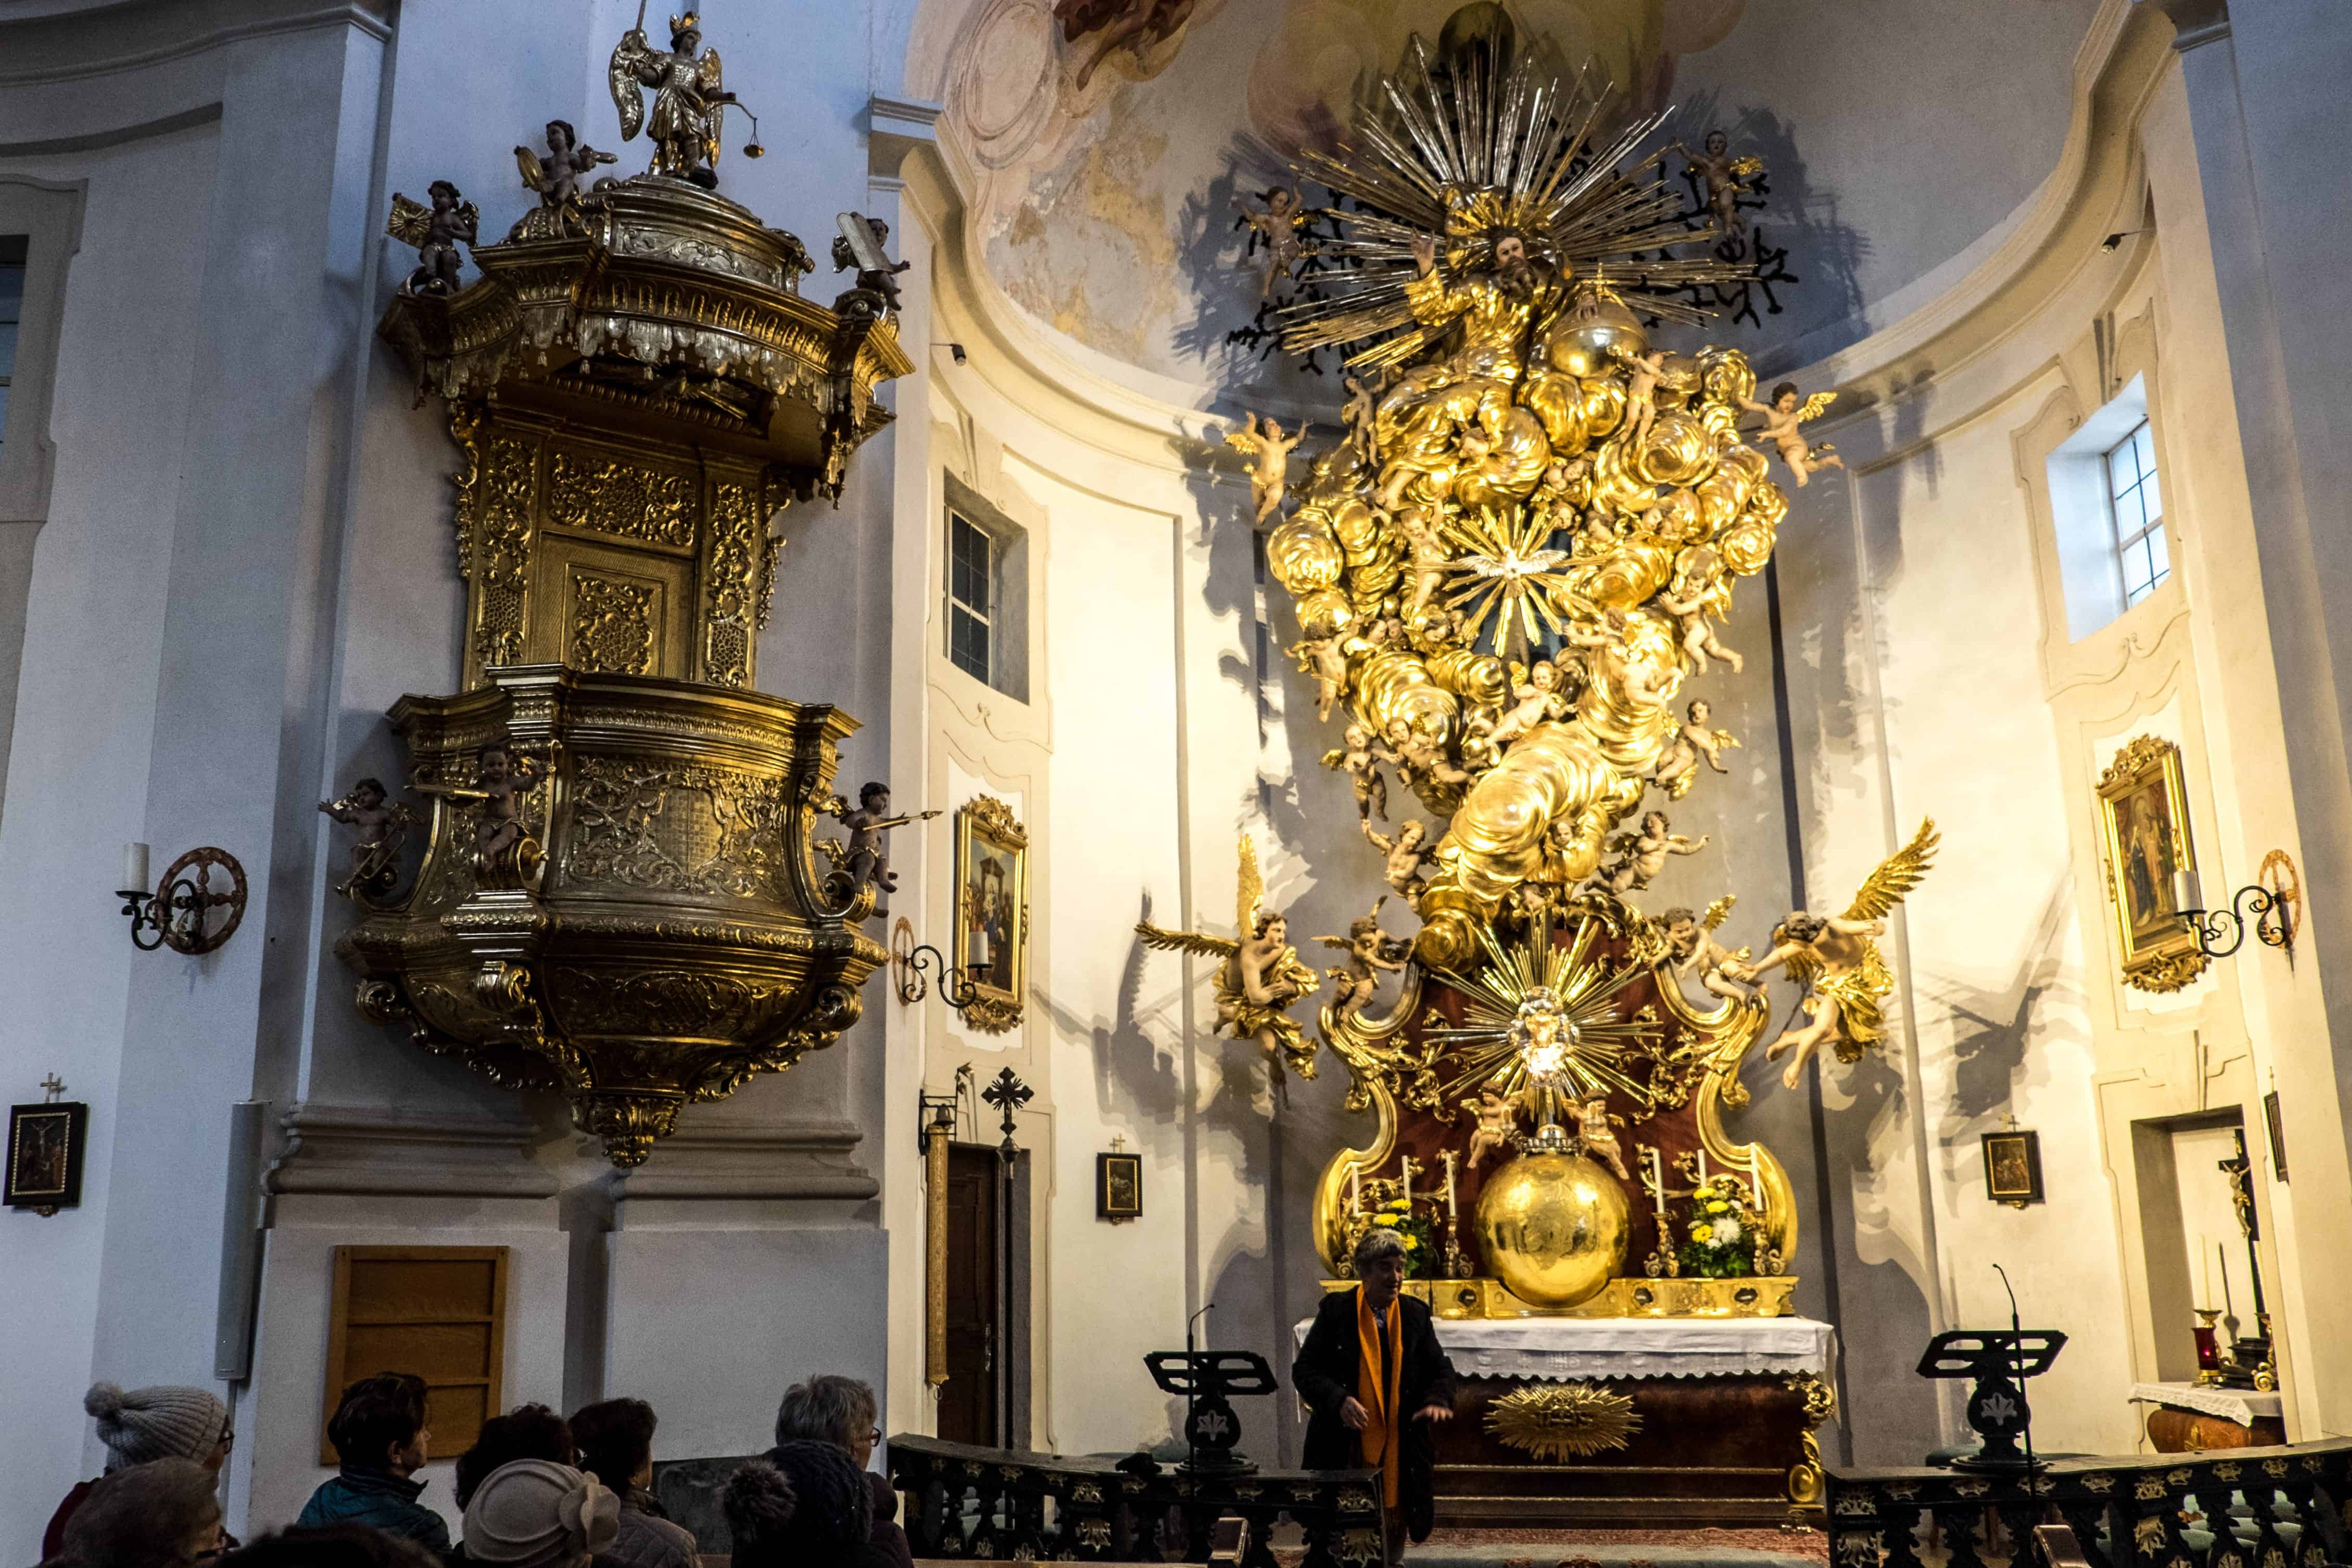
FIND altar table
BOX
[1296,1313,1839,1529]
[2131,1381,2287,1451]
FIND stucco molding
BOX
[607,1118,879,1201]
[1795,0,2178,427]
[0,0,390,89]
[267,1101,560,1198]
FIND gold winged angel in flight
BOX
[1136,836,1323,1090]
[609,9,734,186]
[1727,819,1939,1088]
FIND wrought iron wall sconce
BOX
[116,842,248,955]
[2174,852,2301,961]
[891,916,994,1016]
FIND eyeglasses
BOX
[218,1429,235,1452]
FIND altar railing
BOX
[886,1435,1384,1566]
[1826,1439,2352,1568]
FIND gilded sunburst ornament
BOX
[1485,1382,1642,1460]
[1425,914,1664,1112]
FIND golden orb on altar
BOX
[1475,1150,1630,1307]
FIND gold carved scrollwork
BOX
[1484,1382,1641,1460]
[452,411,537,674]
[564,756,792,898]
[703,479,764,688]
[548,448,693,547]
[571,576,659,674]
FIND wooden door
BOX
[939,1143,1000,1445]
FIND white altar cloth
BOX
[1294,1314,1837,1382]
[2130,1381,2284,1426]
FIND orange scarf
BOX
[1354,1286,1405,1510]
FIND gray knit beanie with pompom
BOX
[84,1380,228,1469]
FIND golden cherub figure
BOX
[1662,897,1753,1006]
[1317,897,1410,1022]
[1136,836,1322,1087]
[1728,819,1939,1088]
[386,183,477,296]
[1235,184,1313,301]
[1462,1087,1521,1172]
[1742,381,1844,487]
[1573,1093,1629,1180]
[1226,412,1307,525]
[609,10,736,186]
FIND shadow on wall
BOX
[1663,93,1871,376]
[1923,871,2074,1137]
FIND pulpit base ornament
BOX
[336,667,882,1167]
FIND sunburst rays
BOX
[1439,503,1580,656]
[1425,915,1663,1112]
[1276,36,1756,368]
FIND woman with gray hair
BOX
[769,1376,911,1568]
[1292,1223,1459,1557]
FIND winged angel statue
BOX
[609,10,734,186]
[384,183,477,296]
[1136,837,1323,1090]
[1728,819,1939,1087]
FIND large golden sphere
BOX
[1475,1152,1630,1307]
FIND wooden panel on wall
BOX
[320,1245,508,1465]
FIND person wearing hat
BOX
[46,1457,225,1568]
[461,1459,619,1568]
[43,1382,234,1560]
[724,1442,899,1568]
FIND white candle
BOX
[1696,1146,1709,1187]
[1648,1147,1667,1219]
[2200,1234,2212,1303]
[1401,1159,1412,1206]
[1444,1155,1458,1217]
[1749,1146,1763,1207]
[122,842,150,893]
[1351,1167,1361,1214]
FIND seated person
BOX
[725,1444,898,1568]
[1293,1227,1460,1554]
[46,1381,235,1560]
[771,1374,910,1568]
[570,1397,697,1568]
[47,1458,223,1568]
[296,1371,450,1553]
[455,1405,574,1512]
[460,1459,616,1568]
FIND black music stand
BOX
[1917,1329,2067,1472]
[1145,1349,1278,1474]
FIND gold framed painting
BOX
[953,794,1028,1034]
[2096,734,2206,993]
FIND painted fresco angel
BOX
[610,11,734,186]
[1742,382,1844,487]
[1136,836,1322,1089]
[1053,0,1203,91]
[386,183,476,295]
[1727,818,1940,1088]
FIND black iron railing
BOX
[886,1434,1385,1566]
[1826,1440,2352,1568]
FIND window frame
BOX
[2104,418,2169,609]
[946,505,995,685]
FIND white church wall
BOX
[0,120,220,1551]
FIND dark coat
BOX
[1292,1287,1460,1542]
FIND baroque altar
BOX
[1138,25,1934,1530]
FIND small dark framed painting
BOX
[1982,1129,2044,1208]
[1097,1151,1142,1223]
[6,1101,87,1213]
[2264,1090,2289,1183]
